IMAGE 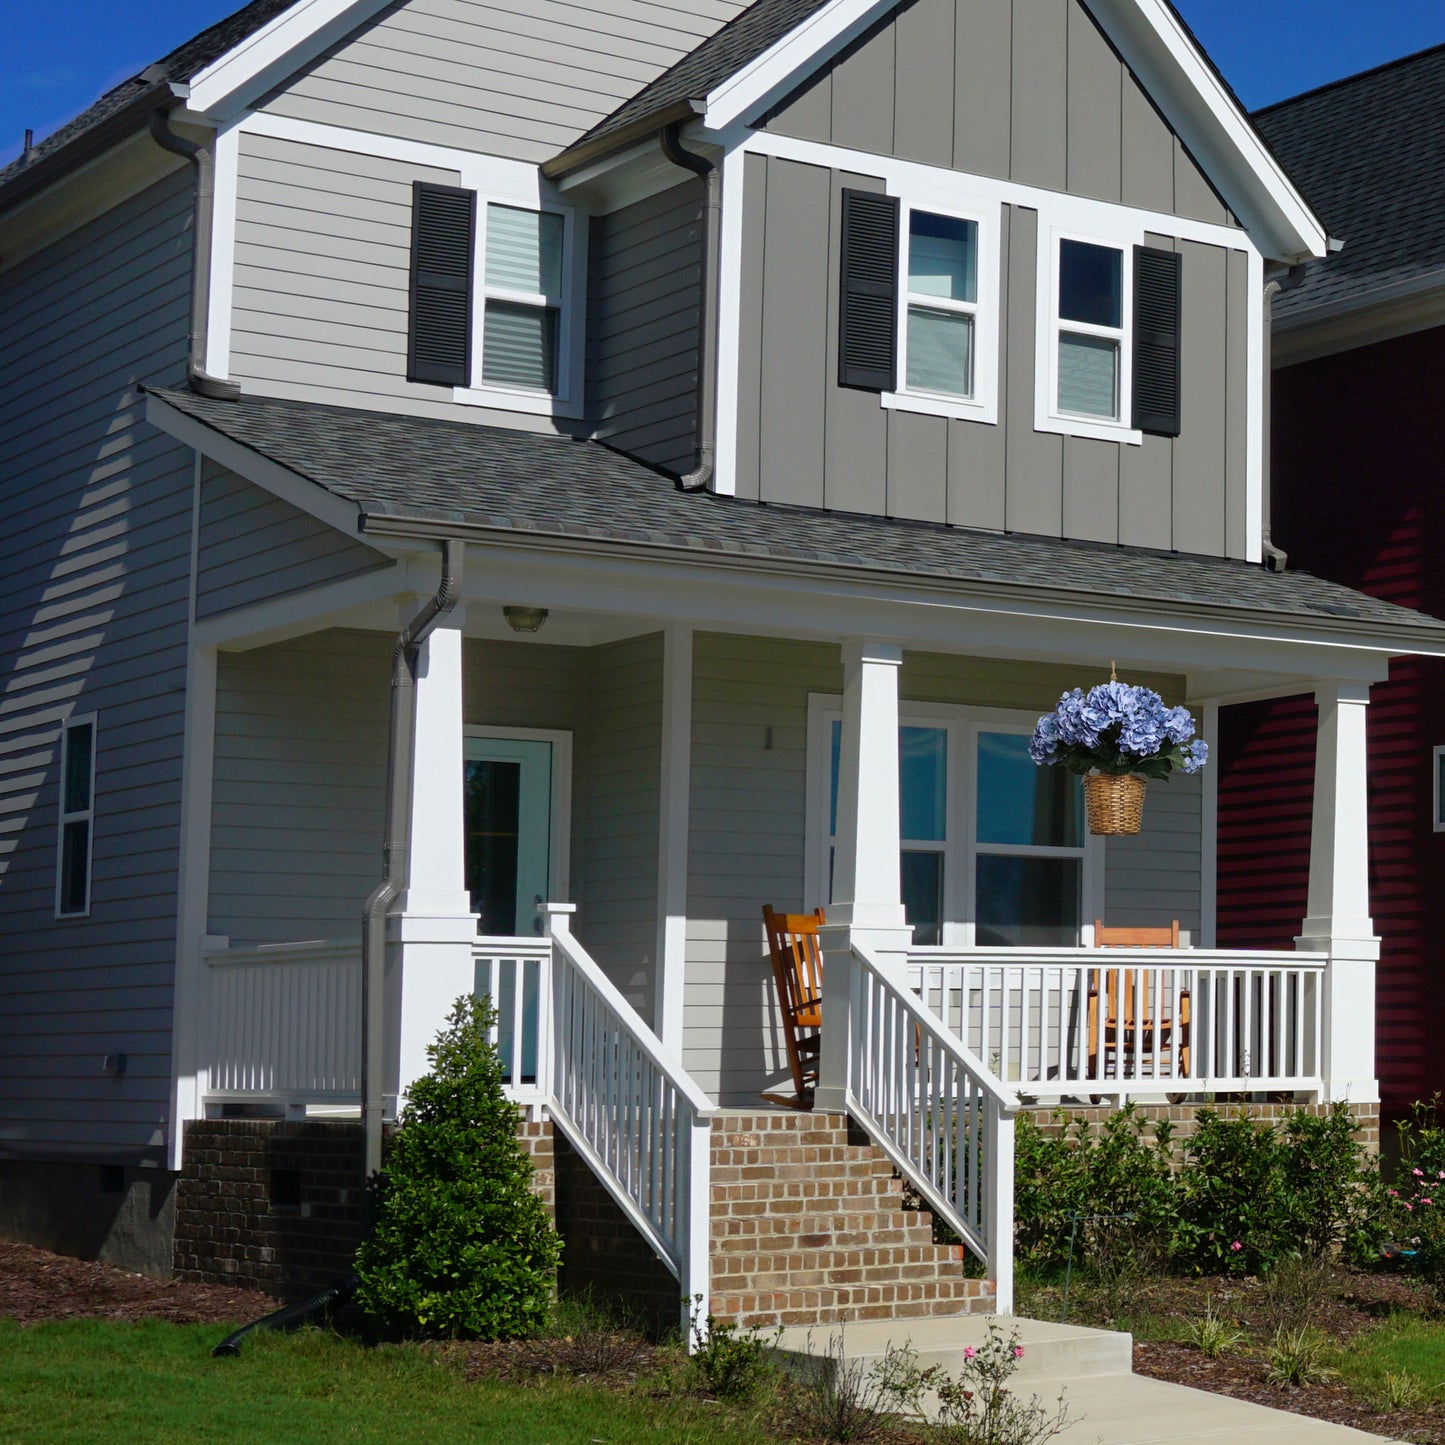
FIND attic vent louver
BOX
[838,189,900,392]
[1132,246,1182,437]
[408,182,476,387]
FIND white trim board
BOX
[205,120,241,382]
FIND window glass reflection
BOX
[975,855,1081,947]
[976,732,1082,847]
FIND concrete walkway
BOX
[773,1316,1402,1445]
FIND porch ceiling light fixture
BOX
[503,605,549,634]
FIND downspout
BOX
[148,106,242,402]
[361,539,466,1186]
[1260,263,1306,573]
[660,122,719,493]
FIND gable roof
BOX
[146,387,1445,652]
[0,0,294,205]
[1254,42,1445,323]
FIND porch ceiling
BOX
[148,387,1445,658]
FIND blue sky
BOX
[3,0,1445,168]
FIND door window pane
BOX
[976,732,1082,847]
[906,307,973,396]
[902,850,943,946]
[909,213,977,302]
[1058,332,1119,418]
[486,204,563,295]
[465,758,521,933]
[1059,240,1121,327]
[482,300,558,391]
[975,855,1081,947]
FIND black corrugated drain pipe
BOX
[212,1275,359,1358]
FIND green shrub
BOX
[355,995,562,1339]
[1014,1106,1177,1271]
[1382,1096,1445,1289]
[1282,1103,1382,1262]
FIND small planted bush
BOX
[355,995,562,1339]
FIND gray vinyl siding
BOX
[195,464,391,619]
[587,182,703,475]
[684,633,1200,1103]
[209,629,661,1014]
[735,155,1252,558]
[259,0,745,165]
[0,169,193,1164]
[766,0,1235,225]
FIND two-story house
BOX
[4,0,1444,1329]
[1216,43,1445,1122]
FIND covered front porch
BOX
[169,512,1397,1322]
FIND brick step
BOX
[711,1276,994,1330]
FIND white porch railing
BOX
[847,940,1018,1314]
[199,941,360,1107]
[908,947,1326,1100]
[473,935,553,1114]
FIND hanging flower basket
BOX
[1030,678,1208,838]
[1083,771,1148,836]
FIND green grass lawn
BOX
[1330,1313,1445,1399]
[0,1320,782,1445]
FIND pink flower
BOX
[963,1346,976,1360]
[1406,1203,1415,1212]
[1414,1168,1425,1177]
[1423,1199,1435,1206]
[1231,1241,1243,1252]
[1388,1189,1399,1197]
[1013,1346,1025,1359]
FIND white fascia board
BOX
[436,533,1433,676]
[703,0,894,132]
[145,390,373,542]
[187,0,396,121]
[1084,0,1327,262]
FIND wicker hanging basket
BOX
[1083,772,1147,836]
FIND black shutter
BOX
[1132,245,1182,437]
[838,189,900,391]
[408,182,475,386]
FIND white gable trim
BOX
[701,0,1327,264]
[187,0,396,120]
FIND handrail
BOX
[542,906,713,1336]
[847,940,1018,1314]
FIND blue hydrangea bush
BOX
[1029,681,1208,780]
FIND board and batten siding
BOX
[684,633,1202,1102]
[259,0,745,164]
[209,629,661,1014]
[734,154,1251,557]
[765,0,1236,225]
[196,464,391,618]
[587,181,703,476]
[0,167,194,1163]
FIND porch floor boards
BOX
[707,1110,993,1330]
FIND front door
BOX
[463,734,555,937]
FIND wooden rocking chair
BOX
[762,905,825,1108]
[1088,920,1191,1093]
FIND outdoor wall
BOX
[683,632,1200,1104]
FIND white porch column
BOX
[655,623,692,1057]
[816,638,910,1111]
[389,623,479,1112]
[1296,681,1380,1103]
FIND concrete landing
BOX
[774,1316,1402,1445]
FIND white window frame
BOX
[805,697,1103,947]
[1434,745,1445,833]
[55,712,97,920]
[1036,224,1145,447]
[455,196,587,420]
[883,193,1000,425]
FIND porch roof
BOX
[150,387,1445,649]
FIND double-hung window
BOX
[903,211,979,401]
[1055,239,1125,422]
[56,714,96,918]
[407,176,583,417]
[813,702,1095,948]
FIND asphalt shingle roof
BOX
[150,387,1445,645]
[1254,43,1445,320]
[0,0,299,195]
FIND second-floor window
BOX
[1056,239,1124,422]
[56,714,96,918]
[903,210,979,400]
[407,183,582,417]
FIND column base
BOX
[387,910,480,1112]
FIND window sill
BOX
[453,385,583,420]
[1034,412,1143,447]
[881,390,997,425]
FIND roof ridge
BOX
[1254,36,1445,118]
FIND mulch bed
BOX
[0,1239,279,1326]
